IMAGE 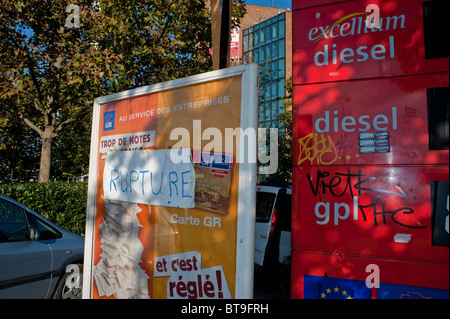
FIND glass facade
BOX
[242,12,286,128]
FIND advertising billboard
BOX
[82,64,259,299]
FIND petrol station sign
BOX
[292,0,449,299]
[292,0,447,85]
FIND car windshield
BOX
[256,191,276,223]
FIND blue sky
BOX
[244,0,291,10]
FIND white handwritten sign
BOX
[103,149,195,208]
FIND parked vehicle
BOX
[0,194,84,299]
[254,186,292,273]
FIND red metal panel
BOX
[293,73,449,166]
[292,0,449,85]
[292,165,449,262]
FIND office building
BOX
[239,5,292,128]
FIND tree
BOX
[0,102,41,182]
[0,0,246,183]
[1,0,111,182]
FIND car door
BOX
[0,198,52,298]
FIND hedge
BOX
[0,181,88,235]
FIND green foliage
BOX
[0,0,247,183]
[0,181,88,235]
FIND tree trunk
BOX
[38,128,54,183]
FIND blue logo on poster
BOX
[104,111,115,131]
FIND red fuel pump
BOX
[291,0,449,299]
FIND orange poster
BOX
[83,65,258,299]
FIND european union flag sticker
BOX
[304,275,449,299]
[304,275,372,299]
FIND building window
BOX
[243,12,287,128]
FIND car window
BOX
[26,212,61,240]
[256,191,276,222]
[0,199,30,242]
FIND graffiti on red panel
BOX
[307,167,427,229]
[298,132,338,166]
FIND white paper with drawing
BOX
[103,149,195,208]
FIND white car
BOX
[0,194,84,299]
[254,186,291,273]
